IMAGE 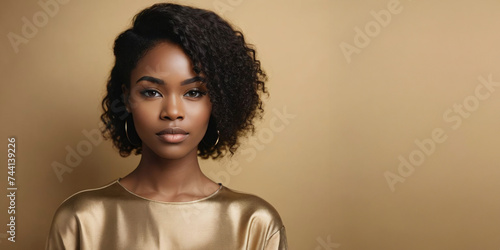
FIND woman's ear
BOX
[121,84,131,113]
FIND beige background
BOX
[1,0,500,249]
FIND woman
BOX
[46,2,287,250]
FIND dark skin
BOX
[120,42,220,202]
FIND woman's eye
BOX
[141,89,161,98]
[185,90,207,98]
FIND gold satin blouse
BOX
[46,179,287,250]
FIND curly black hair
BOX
[100,3,267,159]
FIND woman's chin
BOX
[147,146,197,161]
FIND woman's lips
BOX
[157,133,189,143]
[156,127,188,143]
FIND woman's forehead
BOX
[131,42,197,82]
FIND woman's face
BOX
[126,42,212,160]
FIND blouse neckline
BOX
[115,178,223,205]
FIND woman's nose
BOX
[160,94,184,120]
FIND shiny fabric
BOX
[46,179,287,250]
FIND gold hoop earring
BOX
[213,130,220,147]
[125,120,139,146]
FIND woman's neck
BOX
[119,145,219,202]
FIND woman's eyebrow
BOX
[135,76,206,86]
[136,76,164,85]
[181,76,206,85]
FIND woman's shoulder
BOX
[218,185,284,224]
[217,185,287,246]
[54,179,122,213]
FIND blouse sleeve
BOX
[265,226,288,250]
[45,202,80,250]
